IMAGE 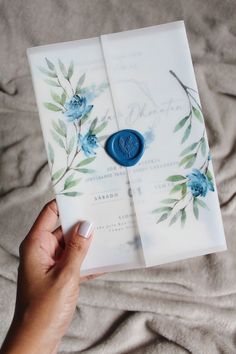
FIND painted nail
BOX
[77,221,93,238]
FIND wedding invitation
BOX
[27,21,226,275]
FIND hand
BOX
[1,200,100,354]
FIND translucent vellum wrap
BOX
[27,21,226,275]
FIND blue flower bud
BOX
[64,94,93,122]
[186,169,214,197]
[78,132,99,157]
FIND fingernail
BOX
[77,221,93,238]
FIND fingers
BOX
[53,226,65,249]
[80,272,106,282]
[20,200,60,256]
[30,200,59,234]
[59,221,93,273]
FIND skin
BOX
[0,200,102,354]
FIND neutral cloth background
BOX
[0,0,236,353]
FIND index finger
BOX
[30,199,59,234]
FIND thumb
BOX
[62,221,93,272]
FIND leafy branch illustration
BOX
[152,172,212,227]
[153,71,215,226]
[170,70,203,145]
[39,57,109,197]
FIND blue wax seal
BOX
[105,129,145,167]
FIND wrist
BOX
[1,312,60,354]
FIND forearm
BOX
[0,315,59,354]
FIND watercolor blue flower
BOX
[144,128,155,148]
[78,133,99,157]
[64,94,93,122]
[81,83,108,103]
[187,169,214,197]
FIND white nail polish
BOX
[78,221,93,238]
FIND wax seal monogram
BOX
[105,129,145,167]
[119,135,139,159]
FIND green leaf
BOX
[52,120,66,137]
[45,58,55,71]
[206,169,213,181]
[161,198,178,204]
[173,116,189,132]
[195,198,209,210]
[180,142,198,156]
[89,118,98,133]
[58,119,67,135]
[185,155,196,168]
[44,79,60,87]
[193,107,203,122]
[166,175,186,182]
[193,198,199,219]
[48,143,54,165]
[52,168,65,182]
[92,121,108,135]
[61,192,82,197]
[39,66,57,78]
[76,73,86,93]
[80,110,92,125]
[181,209,187,227]
[78,87,88,95]
[61,92,67,105]
[201,138,207,157]
[156,213,169,224]
[51,130,65,148]
[64,179,81,190]
[97,135,108,142]
[68,136,75,154]
[76,157,96,167]
[64,173,75,186]
[179,154,195,166]
[152,207,172,214]
[58,59,67,78]
[182,183,187,197]
[169,210,181,226]
[44,102,62,112]
[170,183,186,194]
[181,124,191,144]
[51,91,63,105]
[75,168,95,173]
[67,61,74,80]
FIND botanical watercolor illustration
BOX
[153,70,215,226]
[39,58,109,197]
[143,128,155,148]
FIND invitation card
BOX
[27,21,226,275]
